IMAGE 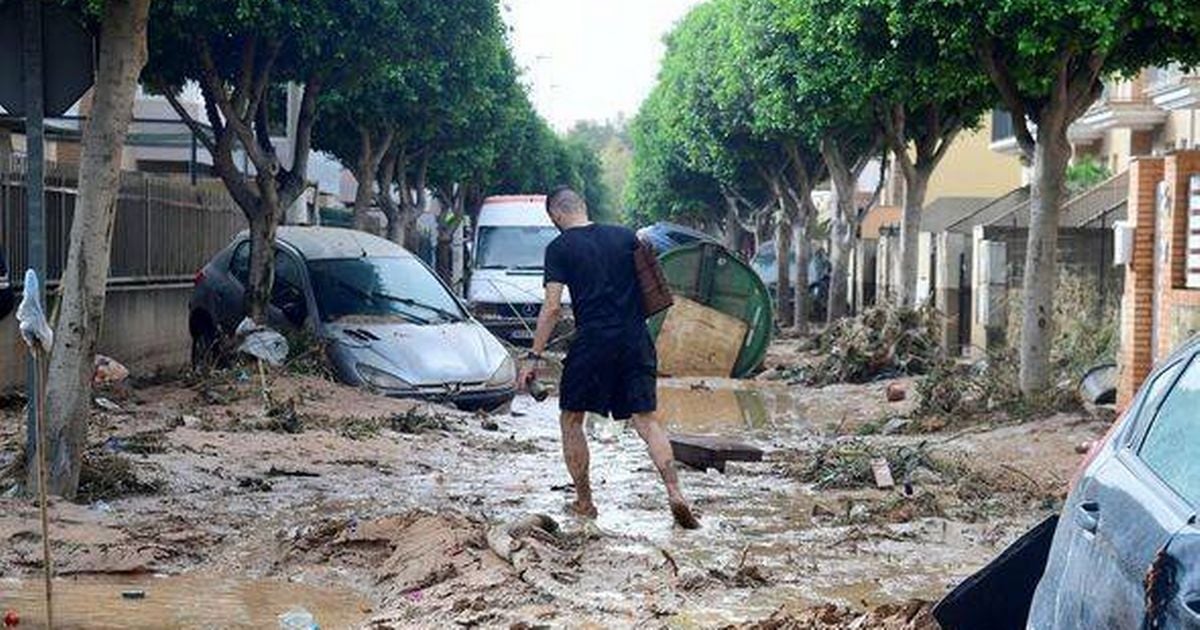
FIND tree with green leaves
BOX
[625,86,730,230]
[40,0,152,498]
[735,0,882,323]
[144,0,407,322]
[313,0,515,251]
[653,1,800,321]
[920,0,1200,394]
[566,119,631,223]
[312,72,398,235]
[802,0,993,306]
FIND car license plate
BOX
[511,329,534,339]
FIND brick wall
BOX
[1118,156,1163,408]
[1117,151,1200,408]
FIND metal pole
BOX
[22,4,53,624]
[23,0,47,487]
[189,133,197,185]
[33,346,54,630]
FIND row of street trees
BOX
[629,0,1200,393]
[40,0,605,497]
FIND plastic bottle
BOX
[278,608,319,630]
[528,379,553,402]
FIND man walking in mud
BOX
[518,187,701,529]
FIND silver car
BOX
[189,226,516,411]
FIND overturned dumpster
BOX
[648,242,773,378]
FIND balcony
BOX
[1077,98,1166,132]
[1149,67,1200,111]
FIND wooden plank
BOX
[655,296,748,377]
[669,433,763,474]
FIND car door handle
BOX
[1074,501,1100,533]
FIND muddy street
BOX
[0,357,1109,629]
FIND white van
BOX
[467,195,570,346]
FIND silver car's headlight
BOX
[485,356,516,388]
[357,364,412,390]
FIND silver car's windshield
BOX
[474,226,559,270]
[308,257,465,324]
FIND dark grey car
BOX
[1027,335,1200,628]
[189,227,516,411]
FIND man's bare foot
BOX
[670,498,701,529]
[566,500,598,519]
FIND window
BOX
[272,252,307,325]
[474,226,560,270]
[1139,355,1200,506]
[1127,359,1185,442]
[230,241,250,285]
[307,256,465,324]
[273,252,304,299]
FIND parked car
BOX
[750,240,799,294]
[189,227,516,411]
[466,195,571,347]
[635,221,720,256]
[752,242,829,321]
[1026,335,1200,628]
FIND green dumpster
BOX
[648,242,774,377]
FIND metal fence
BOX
[1,158,245,286]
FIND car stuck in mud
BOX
[188,227,516,411]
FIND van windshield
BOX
[475,226,559,270]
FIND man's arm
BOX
[518,282,563,389]
[530,282,564,356]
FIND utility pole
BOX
[23,0,46,466]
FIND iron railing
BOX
[1,159,245,287]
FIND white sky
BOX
[502,0,704,132]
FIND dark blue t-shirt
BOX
[543,224,643,336]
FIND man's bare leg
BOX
[632,412,700,529]
[560,411,598,518]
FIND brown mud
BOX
[0,353,1110,628]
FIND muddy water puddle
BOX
[0,573,369,629]
[415,381,1014,624]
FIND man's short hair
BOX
[546,186,587,215]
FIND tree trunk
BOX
[792,216,810,335]
[1019,121,1071,395]
[435,230,453,285]
[246,208,278,323]
[827,185,855,321]
[352,136,375,232]
[353,167,374,232]
[376,146,401,244]
[723,198,744,253]
[897,168,931,307]
[38,0,150,498]
[434,187,461,285]
[774,205,794,328]
[821,136,871,322]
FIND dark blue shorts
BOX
[560,330,657,420]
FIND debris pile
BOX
[726,599,937,630]
[790,439,938,491]
[805,306,942,386]
[76,451,164,503]
[915,351,1079,424]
